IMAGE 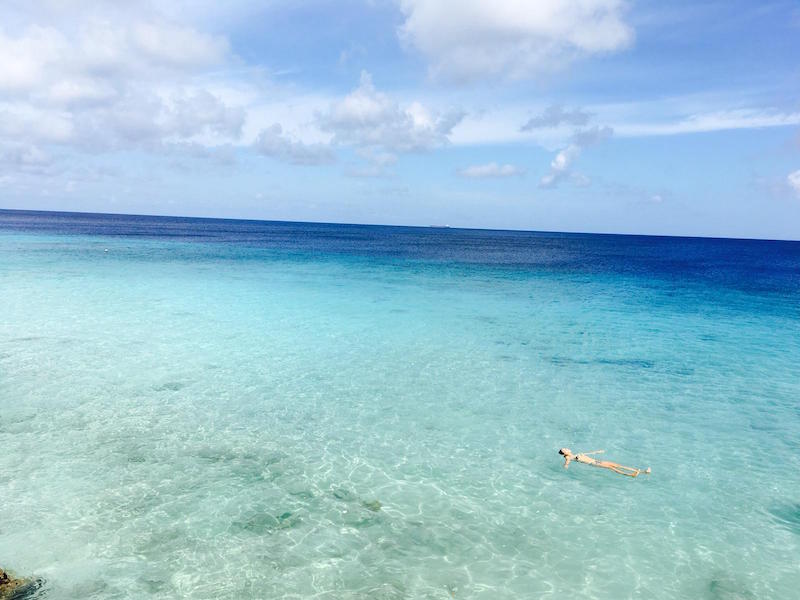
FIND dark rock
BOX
[235,510,301,534]
[769,503,800,535]
[0,568,42,599]
[332,487,356,501]
[707,573,755,600]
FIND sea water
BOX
[1,210,798,599]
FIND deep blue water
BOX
[2,209,799,289]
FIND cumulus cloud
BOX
[540,125,613,188]
[61,89,246,151]
[0,9,240,167]
[318,71,464,163]
[397,0,633,82]
[0,21,228,99]
[539,145,580,188]
[458,162,524,178]
[254,124,335,166]
[788,170,800,197]
[520,105,592,131]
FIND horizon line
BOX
[0,207,797,244]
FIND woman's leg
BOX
[602,464,641,477]
[612,466,640,477]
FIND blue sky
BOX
[1,0,799,239]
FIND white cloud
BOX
[614,109,800,137]
[130,22,228,67]
[520,105,592,131]
[571,124,613,146]
[788,170,800,197]
[0,25,66,93]
[254,123,335,165]
[0,143,53,175]
[45,79,119,107]
[0,104,74,143]
[0,21,228,98]
[61,88,245,150]
[318,71,463,163]
[164,90,244,139]
[451,98,800,147]
[540,125,612,188]
[0,10,240,165]
[539,145,580,188]
[459,162,523,178]
[397,0,633,82]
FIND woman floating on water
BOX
[559,448,651,478]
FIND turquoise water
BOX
[1,212,799,599]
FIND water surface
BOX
[1,210,799,599]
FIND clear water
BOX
[1,210,799,599]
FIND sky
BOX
[1,0,799,239]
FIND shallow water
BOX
[1,211,799,599]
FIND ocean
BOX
[1,209,798,599]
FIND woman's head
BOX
[559,448,571,456]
